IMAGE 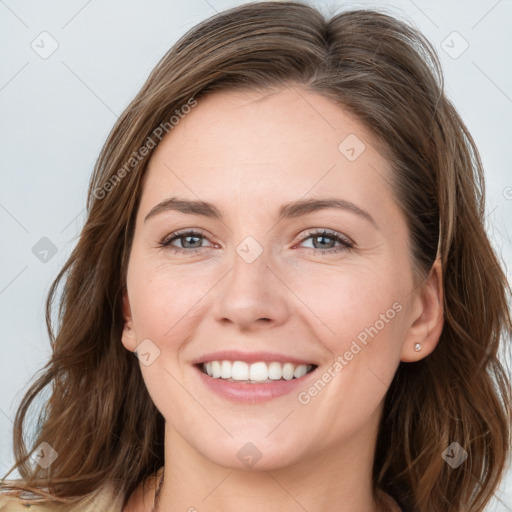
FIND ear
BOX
[400,258,444,362]
[121,291,137,352]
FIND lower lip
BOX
[194,365,317,403]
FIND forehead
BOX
[140,87,396,221]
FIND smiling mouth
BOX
[197,360,318,383]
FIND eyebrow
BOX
[144,196,377,227]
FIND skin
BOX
[121,87,444,512]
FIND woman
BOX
[1,2,510,511]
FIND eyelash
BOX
[158,228,354,256]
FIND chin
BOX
[192,434,308,471]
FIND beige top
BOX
[0,483,122,511]
[0,483,402,511]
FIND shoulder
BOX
[0,483,122,511]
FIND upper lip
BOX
[191,350,317,366]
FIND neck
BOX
[156,413,382,512]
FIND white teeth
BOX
[211,361,221,378]
[221,361,232,379]
[282,363,295,380]
[268,362,282,380]
[231,361,249,381]
[201,360,314,382]
[250,362,268,381]
[293,365,308,379]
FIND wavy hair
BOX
[2,2,511,511]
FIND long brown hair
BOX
[2,2,510,510]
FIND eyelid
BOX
[295,228,354,247]
[159,228,213,249]
[160,227,207,243]
[159,227,354,254]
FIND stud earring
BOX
[414,343,422,352]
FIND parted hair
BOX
[2,2,510,511]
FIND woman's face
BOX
[122,87,438,470]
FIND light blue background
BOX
[1,0,511,510]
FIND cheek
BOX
[287,264,405,412]
[125,262,214,417]
[290,281,404,444]
[286,262,405,353]
[127,260,217,341]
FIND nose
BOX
[211,246,290,332]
